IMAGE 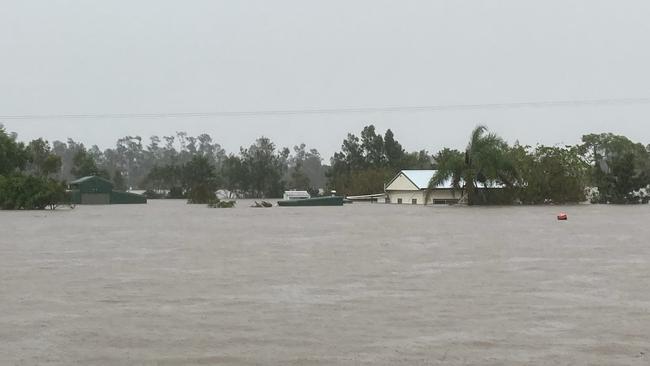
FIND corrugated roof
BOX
[70,176,112,185]
[400,170,506,189]
[400,170,456,189]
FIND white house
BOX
[383,170,461,205]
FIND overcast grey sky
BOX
[2,0,650,158]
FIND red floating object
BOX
[557,213,568,221]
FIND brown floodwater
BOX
[1,200,649,365]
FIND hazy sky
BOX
[2,1,650,158]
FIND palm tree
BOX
[427,125,516,205]
[427,148,465,201]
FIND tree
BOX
[108,136,146,188]
[0,127,68,210]
[71,147,108,179]
[0,172,67,210]
[428,125,516,205]
[142,164,184,198]
[289,160,311,190]
[427,148,465,200]
[328,125,416,195]
[222,155,250,197]
[238,137,288,198]
[384,129,405,169]
[361,125,385,167]
[0,125,29,175]
[112,170,127,191]
[51,138,102,181]
[340,133,365,170]
[510,144,589,204]
[286,144,327,190]
[26,138,62,177]
[402,150,433,170]
[163,135,178,164]
[197,133,226,167]
[579,133,650,203]
[184,155,220,203]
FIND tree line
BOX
[1,126,332,205]
[427,125,650,205]
[2,123,650,209]
[327,125,432,195]
[0,128,66,209]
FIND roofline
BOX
[385,170,423,191]
[385,187,459,192]
[69,175,113,185]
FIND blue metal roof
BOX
[400,170,504,189]
[399,170,457,189]
[401,170,436,189]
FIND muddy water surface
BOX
[1,200,649,365]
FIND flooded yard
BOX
[1,200,649,365]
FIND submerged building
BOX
[69,176,147,205]
[383,170,461,205]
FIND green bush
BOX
[0,174,67,210]
[207,198,236,208]
[186,184,216,204]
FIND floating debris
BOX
[207,199,236,208]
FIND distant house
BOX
[383,170,461,205]
[69,176,147,205]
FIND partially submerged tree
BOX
[26,138,62,177]
[426,148,465,202]
[0,126,67,210]
[71,147,109,179]
[184,155,220,203]
[0,174,66,210]
[428,125,516,205]
[579,133,650,203]
[112,170,128,191]
[286,143,326,190]
[238,137,289,198]
[328,125,431,195]
[0,125,29,175]
[509,144,589,204]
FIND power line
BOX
[2,97,650,120]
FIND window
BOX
[397,198,403,204]
[412,198,417,205]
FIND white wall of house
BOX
[386,174,419,191]
[383,170,461,205]
[385,189,461,205]
[426,189,462,204]
[386,190,425,205]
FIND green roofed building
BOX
[69,176,147,205]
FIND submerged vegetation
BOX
[426,125,516,205]
[327,126,431,196]
[579,133,650,204]
[206,198,236,208]
[427,126,650,205]
[0,127,67,209]
[1,122,650,209]
[0,174,67,210]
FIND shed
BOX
[69,176,147,205]
[384,170,461,205]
